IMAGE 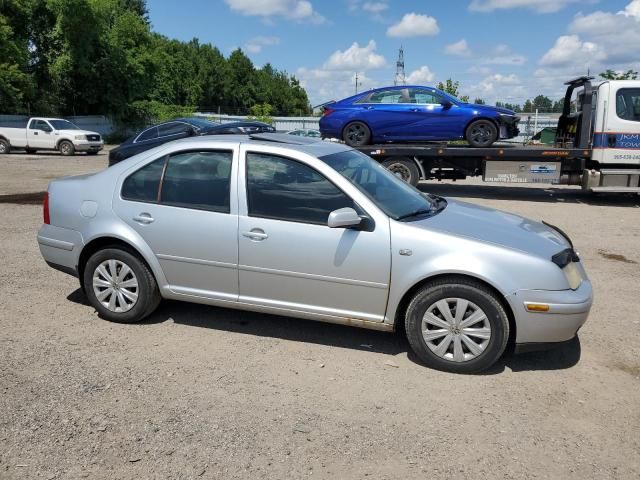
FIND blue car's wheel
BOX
[466,119,498,147]
[343,121,371,146]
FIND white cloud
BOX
[362,2,388,13]
[225,0,325,23]
[387,13,440,37]
[446,39,471,57]
[568,1,640,64]
[466,73,527,103]
[245,36,280,54]
[468,0,580,13]
[323,40,387,71]
[406,66,435,84]
[296,68,378,104]
[481,44,526,65]
[539,35,606,66]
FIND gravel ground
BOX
[1,150,639,479]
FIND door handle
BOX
[133,212,154,224]
[365,106,375,110]
[242,229,268,241]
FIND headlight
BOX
[562,262,583,290]
[74,135,86,140]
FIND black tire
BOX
[466,119,498,147]
[0,138,10,154]
[83,248,161,323]
[59,140,75,156]
[343,121,371,146]
[404,277,509,373]
[382,157,420,186]
[25,148,37,154]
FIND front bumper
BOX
[506,279,592,346]
[37,224,84,277]
[73,140,104,152]
[498,116,520,139]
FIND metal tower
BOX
[394,46,406,86]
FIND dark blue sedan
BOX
[319,85,519,147]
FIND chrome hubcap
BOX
[61,143,71,153]
[92,260,139,313]
[0,143,6,153]
[422,298,491,363]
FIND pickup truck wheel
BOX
[404,277,509,373]
[466,119,498,147]
[0,139,10,154]
[83,248,161,323]
[343,121,371,147]
[59,140,75,156]
[382,158,420,186]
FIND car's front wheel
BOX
[83,248,161,323]
[59,140,75,156]
[343,121,371,146]
[404,277,509,373]
[466,119,498,147]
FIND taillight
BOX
[322,107,334,117]
[43,192,50,224]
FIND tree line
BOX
[0,0,310,127]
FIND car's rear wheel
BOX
[83,248,161,323]
[343,121,371,146]
[404,277,509,373]
[59,140,75,156]
[0,139,10,154]
[466,119,498,147]
[382,158,420,186]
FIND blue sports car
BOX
[319,85,519,147]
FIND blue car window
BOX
[411,88,441,104]
[362,89,413,104]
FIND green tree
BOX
[0,14,33,113]
[523,99,533,113]
[247,103,274,124]
[473,98,485,105]
[532,95,553,112]
[600,69,638,80]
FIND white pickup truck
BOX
[0,117,104,156]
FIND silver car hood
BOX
[409,199,570,260]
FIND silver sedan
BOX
[37,134,592,373]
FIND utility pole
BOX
[394,46,406,86]
[355,72,361,94]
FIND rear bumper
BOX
[506,280,592,345]
[37,224,84,277]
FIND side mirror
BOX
[41,126,52,133]
[440,99,453,109]
[328,207,362,229]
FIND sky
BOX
[146,0,640,107]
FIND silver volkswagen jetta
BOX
[37,134,592,373]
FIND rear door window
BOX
[411,88,441,104]
[364,89,412,104]
[160,150,232,212]
[121,157,165,202]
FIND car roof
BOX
[164,133,351,156]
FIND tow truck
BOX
[355,77,640,193]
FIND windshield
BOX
[48,119,80,130]
[320,149,444,220]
